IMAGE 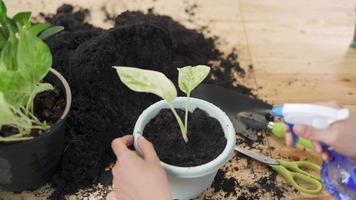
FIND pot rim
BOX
[133,97,236,178]
[49,68,72,120]
[0,68,72,146]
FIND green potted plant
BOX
[0,0,71,191]
[113,65,236,199]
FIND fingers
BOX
[312,141,322,154]
[316,100,341,109]
[293,125,330,143]
[285,131,294,147]
[112,135,134,158]
[137,135,159,162]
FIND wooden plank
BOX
[238,0,356,73]
[7,0,243,25]
[254,73,356,104]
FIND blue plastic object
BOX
[271,105,299,146]
[321,148,356,200]
[271,104,283,117]
[271,104,356,199]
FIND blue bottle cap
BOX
[272,105,284,117]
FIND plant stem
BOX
[184,93,190,133]
[168,104,188,143]
[0,136,34,142]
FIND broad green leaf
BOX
[0,92,17,127]
[0,0,6,21]
[0,69,16,91]
[29,22,50,36]
[113,66,177,102]
[17,29,52,85]
[12,11,31,29]
[38,26,64,40]
[0,31,18,70]
[351,42,356,50]
[178,65,210,95]
[0,70,32,106]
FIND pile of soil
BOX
[144,108,226,167]
[39,4,252,198]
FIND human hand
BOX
[285,101,356,160]
[111,135,172,200]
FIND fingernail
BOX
[133,134,144,156]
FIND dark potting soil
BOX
[144,108,226,167]
[211,162,286,200]
[39,4,257,198]
[211,169,238,197]
[34,88,66,124]
[0,88,65,138]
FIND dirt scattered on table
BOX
[200,151,293,200]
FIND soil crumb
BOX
[212,169,238,197]
[40,4,252,199]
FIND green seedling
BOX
[178,65,210,134]
[0,0,63,142]
[113,65,210,143]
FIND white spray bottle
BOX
[272,104,356,200]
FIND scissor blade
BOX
[234,147,279,165]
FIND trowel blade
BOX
[237,111,270,131]
[192,84,272,141]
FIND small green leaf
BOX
[29,22,50,36]
[12,11,31,29]
[38,26,64,40]
[0,92,17,127]
[5,17,18,32]
[32,83,54,96]
[113,66,177,102]
[178,65,210,95]
[351,42,356,49]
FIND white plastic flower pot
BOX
[133,97,236,200]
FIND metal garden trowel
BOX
[192,84,313,148]
[192,84,271,141]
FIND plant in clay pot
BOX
[0,0,71,191]
[113,65,236,199]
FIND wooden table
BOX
[2,0,356,199]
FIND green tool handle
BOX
[271,163,322,195]
[271,122,314,149]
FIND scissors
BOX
[235,147,323,194]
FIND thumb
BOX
[293,125,329,144]
[137,135,159,162]
[111,135,134,158]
